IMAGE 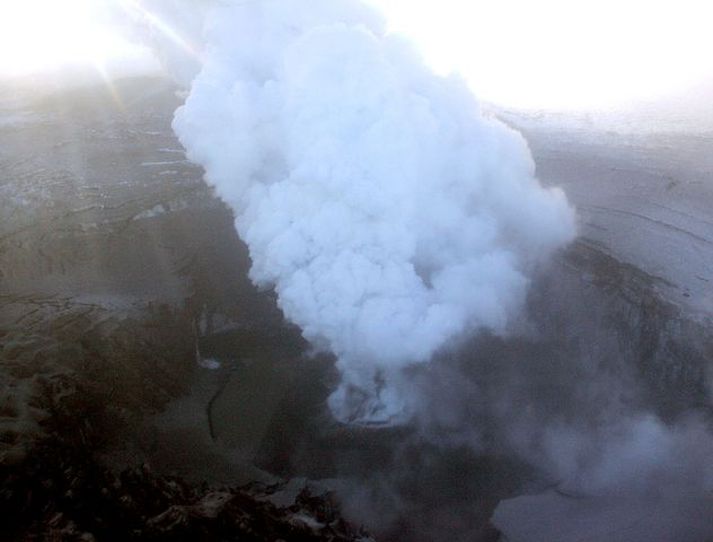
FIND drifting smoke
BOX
[112,1,713,538]
[172,0,575,423]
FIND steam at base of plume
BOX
[173,0,576,423]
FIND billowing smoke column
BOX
[173,0,575,423]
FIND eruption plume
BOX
[172,0,576,423]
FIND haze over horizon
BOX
[1,0,713,113]
[1,2,712,542]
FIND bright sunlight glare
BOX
[0,0,144,77]
[1,0,712,110]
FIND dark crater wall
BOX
[1,77,711,542]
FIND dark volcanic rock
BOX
[0,76,372,542]
[1,441,372,542]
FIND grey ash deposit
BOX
[2,75,712,542]
[0,76,368,541]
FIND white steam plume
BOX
[173,0,576,423]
